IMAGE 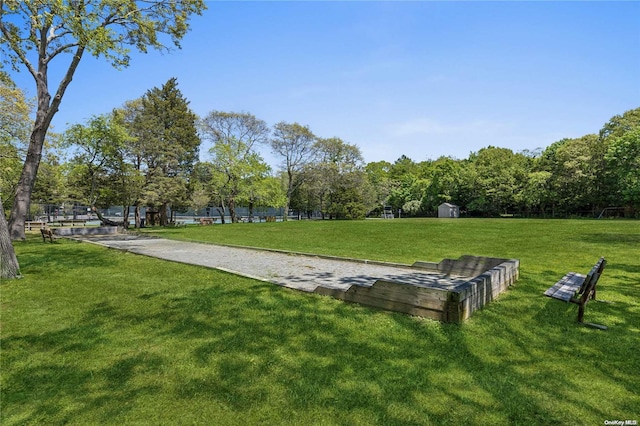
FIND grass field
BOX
[2,218,639,425]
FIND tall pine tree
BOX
[136,78,200,225]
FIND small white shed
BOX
[438,203,460,218]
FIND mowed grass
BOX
[2,219,639,425]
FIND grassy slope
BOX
[2,219,638,425]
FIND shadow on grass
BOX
[1,300,165,423]
[580,232,640,247]
[464,282,640,423]
[11,238,120,275]
[2,244,639,424]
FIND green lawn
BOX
[2,219,639,425]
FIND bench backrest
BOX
[579,257,606,300]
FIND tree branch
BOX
[45,41,81,64]
[0,21,37,79]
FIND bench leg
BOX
[577,303,585,323]
[577,300,607,330]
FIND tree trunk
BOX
[123,205,130,229]
[7,127,46,240]
[134,204,141,228]
[229,199,237,223]
[7,44,85,240]
[216,206,226,224]
[1,198,21,279]
[92,207,124,227]
[160,202,168,226]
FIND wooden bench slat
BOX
[579,259,605,294]
[544,272,585,301]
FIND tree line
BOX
[369,106,639,219]
[3,75,639,227]
[1,76,378,226]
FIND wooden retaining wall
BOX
[54,226,119,236]
[314,255,519,323]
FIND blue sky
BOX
[8,1,640,166]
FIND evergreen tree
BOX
[135,78,200,225]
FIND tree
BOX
[519,170,552,217]
[467,147,528,216]
[383,156,423,214]
[365,161,393,216]
[420,157,466,215]
[117,98,147,228]
[200,111,270,223]
[134,78,200,225]
[237,165,284,221]
[63,115,126,204]
[63,112,139,226]
[308,137,371,219]
[270,122,317,219]
[189,161,214,217]
[540,135,604,216]
[599,107,640,140]
[1,0,205,240]
[245,175,287,218]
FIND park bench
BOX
[198,217,215,225]
[40,228,57,243]
[544,257,607,330]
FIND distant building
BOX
[438,203,460,218]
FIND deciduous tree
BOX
[270,122,317,219]
[540,135,603,216]
[599,107,640,140]
[200,111,270,223]
[309,137,371,219]
[467,147,527,216]
[63,112,140,226]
